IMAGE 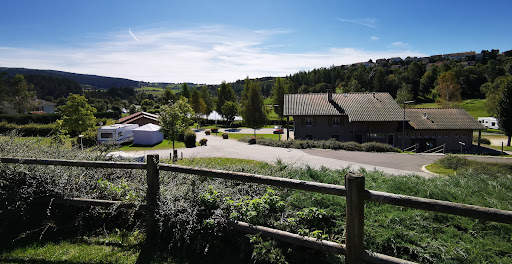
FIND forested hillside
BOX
[0,67,139,89]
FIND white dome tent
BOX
[133,124,164,146]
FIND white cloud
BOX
[338,18,377,28]
[0,26,425,84]
[370,36,379,41]
[390,41,409,48]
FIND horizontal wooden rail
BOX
[0,157,147,170]
[227,220,346,255]
[366,190,512,224]
[362,251,417,264]
[159,164,347,196]
[36,197,142,210]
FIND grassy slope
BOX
[414,99,487,118]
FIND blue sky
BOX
[1,0,511,84]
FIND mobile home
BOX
[97,124,139,144]
[478,117,499,130]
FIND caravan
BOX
[477,117,499,130]
[97,124,139,144]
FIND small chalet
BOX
[119,111,159,126]
[284,92,485,152]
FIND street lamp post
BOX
[402,101,414,151]
[274,104,281,141]
[459,141,465,154]
[78,135,84,151]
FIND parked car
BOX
[273,126,284,134]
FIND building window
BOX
[305,118,313,127]
[370,133,385,138]
[332,118,340,126]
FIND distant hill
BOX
[0,67,140,89]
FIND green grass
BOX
[424,163,455,175]
[414,99,487,118]
[120,139,188,150]
[1,241,140,264]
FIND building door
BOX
[387,134,394,146]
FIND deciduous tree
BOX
[10,74,35,114]
[496,76,512,146]
[435,71,462,107]
[221,101,239,127]
[159,97,194,151]
[59,94,97,136]
[217,81,236,116]
[271,77,289,119]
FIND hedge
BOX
[0,122,56,137]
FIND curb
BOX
[421,164,440,177]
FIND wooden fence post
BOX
[345,172,365,264]
[146,154,160,244]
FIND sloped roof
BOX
[284,92,405,122]
[119,111,159,124]
[406,108,486,130]
[133,124,162,132]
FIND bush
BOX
[248,137,256,145]
[222,133,228,139]
[79,130,98,148]
[199,138,208,146]
[211,127,219,133]
[473,137,491,145]
[437,155,470,170]
[0,113,62,124]
[362,142,400,152]
[205,130,211,135]
[94,111,121,119]
[0,122,55,137]
[183,129,197,148]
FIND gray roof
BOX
[284,92,405,122]
[406,108,486,130]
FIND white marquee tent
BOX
[133,124,164,146]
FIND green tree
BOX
[182,83,190,99]
[481,76,512,117]
[217,81,236,115]
[141,99,154,111]
[10,74,35,114]
[420,66,439,101]
[395,84,414,105]
[497,76,512,146]
[271,77,289,119]
[190,88,207,126]
[200,86,214,115]
[435,71,462,107]
[161,88,176,104]
[240,78,266,136]
[221,101,239,127]
[345,79,363,92]
[159,97,194,151]
[59,94,97,136]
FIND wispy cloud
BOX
[128,29,139,42]
[370,36,379,41]
[338,18,377,28]
[389,41,409,48]
[0,26,425,83]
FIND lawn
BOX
[414,99,487,118]
[120,139,188,150]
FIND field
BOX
[414,99,487,118]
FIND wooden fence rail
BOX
[2,154,512,264]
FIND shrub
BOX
[0,113,62,124]
[222,133,228,139]
[0,122,55,137]
[473,137,491,145]
[248,137,256,145]
[183,129,197,148]
[79,129,98,148]
[211,127,219,133]
[437,155,470,170]
[362,142,400,152]
[339,141,363,151]
[205,130,211,135]
[199,138,208,146]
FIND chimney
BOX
[423,112,428,118]
[327,89,333,102]
[372,92,376,98]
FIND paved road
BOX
[111,131,511,177]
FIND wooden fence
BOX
[2,154,512,264]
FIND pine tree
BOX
[497,76,512,146]
[241,78,266,136]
